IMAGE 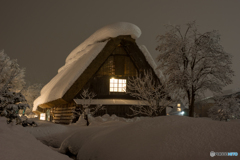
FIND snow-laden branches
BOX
[0,50,32,124]
[208,93,240,121]
[156,21,234,117]
[0,50,26,92]
[74,88,104,126]
[21,83,44,115]
[0,87,30,124]
[80,88,97,108]
[126,70,176,117]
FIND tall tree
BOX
[0,50,25,92]
[156,22,234,117]
[0,50,28,124]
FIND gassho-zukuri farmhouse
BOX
[33,22,167,124]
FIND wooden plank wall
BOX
[52,102,76,124]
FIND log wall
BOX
[52,103,76,124]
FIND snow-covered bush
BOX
[127,70,173,117]
[208,94,240,121]
[0,87,30,124]
[74,88,104,126]
[20,115,38,127]
[0,50,37,126]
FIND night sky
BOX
[0,0,239,97]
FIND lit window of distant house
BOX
[110,78,126,92]
[40,113,46,120]
[177,103,181,107]
[177,108,181,111]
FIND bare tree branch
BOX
[156,21,234,117]
[126,70,177,117]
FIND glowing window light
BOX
[40,113,46,120]
[110,78,126,92]
[177,103,181,107]
[177,108,181,111]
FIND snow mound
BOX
[7,115,240,160]
[0,117,71,160]
[74,114,143,126]
[58,116,240,160]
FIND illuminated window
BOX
[177,108,181,111]
[177,103,181,107]
[110,78,126,92]
[40,113,46,120]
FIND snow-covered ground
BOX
[1,115,240,160]
[0,117,71,160]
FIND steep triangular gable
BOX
[37,35,160,109]
[34,22,144,112]
[63,35,160,102]
[95,47,137,76]
[62,36,130,102]
[120,38,156,73]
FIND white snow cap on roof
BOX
[138,45,164,80]
[65,22,141,68]
[33,22,142,111]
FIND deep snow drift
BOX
[0,117,71,160]
[2,115,239,160]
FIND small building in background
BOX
[194,97,215,117]
[167,101,189,116]
[194,90,240,117]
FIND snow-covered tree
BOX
[21,83,44,115]
[0,50,38,126]
[75,88,104,126]
[0,50,26,92]
[208,94,240,121]
[0,87,29,124]
[126,70,174,117]
[156,21,234,117]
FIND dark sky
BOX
[0,0,240,96]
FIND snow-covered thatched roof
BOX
[33,22,161,112]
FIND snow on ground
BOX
[0,117,71,160]
[1,115,240,160]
